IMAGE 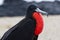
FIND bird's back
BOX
[1,18,36,40]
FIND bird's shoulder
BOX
[15,18,35,26]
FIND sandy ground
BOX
[0,15,60,40]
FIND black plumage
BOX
[1,18,36,40]
[1,5,37,40]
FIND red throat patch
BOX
[33,12,44,36]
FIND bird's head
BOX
[26,4,48,19]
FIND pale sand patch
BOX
[0,15,60,40]
[0,16,25,38]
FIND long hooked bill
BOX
[35,8,48,16]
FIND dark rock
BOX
[0,0,60,17]
[38,1,60,15]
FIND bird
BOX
[1,4,48,40]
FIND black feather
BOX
[1,18,36,40]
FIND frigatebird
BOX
[1,4,48,40]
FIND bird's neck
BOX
[26,11,35,19]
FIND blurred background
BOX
[0,0,60,40]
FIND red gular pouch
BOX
[33,12,44,36]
